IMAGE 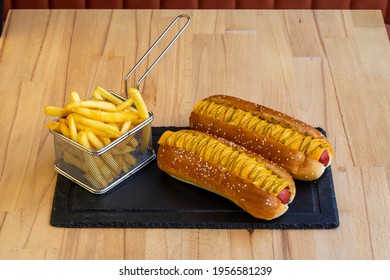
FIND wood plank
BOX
[0,81,47,211]
[0,9,389,260]
[65,10,113,98]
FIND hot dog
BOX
[189,95,334,181]
[157,129,296,220]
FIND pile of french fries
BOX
[45,86,152,189]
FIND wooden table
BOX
[0,9,389,260]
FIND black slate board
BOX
[50,127,339,229]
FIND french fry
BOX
[128,88,149,120]
[86,130,104,150]
[102,153,121,173]
[74,123,114,138]
[92,156,115,182]
[120,120,132,134]
[46,121,61,133]
[44,106,68,117]
[72,113,122,138]
[67,115,78,142]
[110,145,136,156]
[94,86,123,105]
[85,130,122,172]
[127,106,139,114]
[62,143,83,160]
[93,89,104,100]
[128,136,139,148]
[131,118,144,126]
[140,124,152,152]
[78,130,92,149]
[58,118,67,125]
[115,98,134,111]
[66,100,117,112]
[84,173,105,189]
[60,122,71,138]
[70,91,81,102]
[71,107,138,123]
[123,153,137,167]
[115,155,131,173]
[63,152,87,173]
[98,136,111,146]
[109,122,120,129]
[84,155,107,188]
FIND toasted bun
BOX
[157,130,296,220]
[189,95,334,181]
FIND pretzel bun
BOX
[189,95,334,181]
[157,129,296,220]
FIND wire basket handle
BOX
[124,14,191,97]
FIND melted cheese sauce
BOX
[194,100,330,160]
[165,130,290,196]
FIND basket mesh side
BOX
[53,123,155,193]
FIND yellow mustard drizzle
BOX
[195,101,330,159]
[166,130,289,196]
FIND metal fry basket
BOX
[50,14,191,194]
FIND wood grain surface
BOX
[0,9,389,260]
